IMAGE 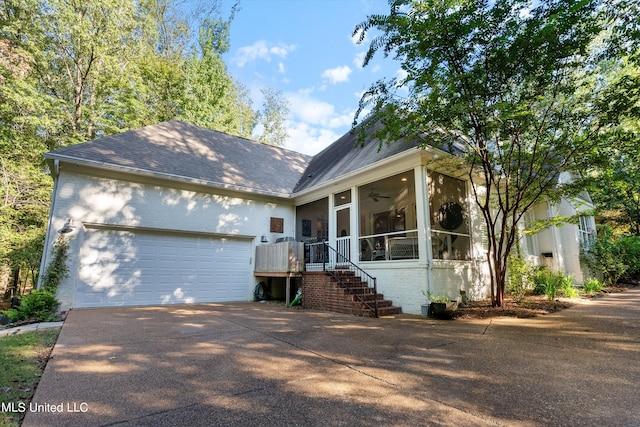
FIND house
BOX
[519,185,597,284]
[38,120,594,315]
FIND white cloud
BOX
[395,68,410,92]
[278,62,285,73]
[353,51,366,69]
[352,28,366,45]
[284,121,341,156]
[232,40,297,67]
[287,92,336,125]
[396,68,409,81]
[321,65,352,84]
[327,112,354,129]
[281,90,357,155]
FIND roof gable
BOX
[46,121,312,198]
[294,121,421,193]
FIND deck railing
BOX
[255,241,304,273]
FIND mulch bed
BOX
[455,281,639,319]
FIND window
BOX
[334,190,351,206]
[578,216,595,250]
[523,211,537,256]
[428,171,471,260]
[296,198,328,241]
[358,171,418,261]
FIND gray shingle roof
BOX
[46,121,312,198]
[293,121,421,193]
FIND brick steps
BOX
[301,271,402,318]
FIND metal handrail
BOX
[319,241,378,318]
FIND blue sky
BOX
[221,0,402,155]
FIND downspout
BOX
[547,201,560,272]
[421,166,434,298]
[37,159,60,289]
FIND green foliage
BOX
[2,236,67,323]
[0,328,60,427]
[424,290,451,303]
[581,227,640,285]
[588,90,640,234]
[582,278,604,294]
[2,288,59,322]
[532,267,576,301]
[618,234,640,280]
[560,274,579,298]
[353,0,614,307]
[1,0,292,285]
[41,237,69,289]
[507,256,534,303]
[256,87,290,146]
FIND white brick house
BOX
[39,121,594,314]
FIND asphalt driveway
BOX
[23,288,640,426]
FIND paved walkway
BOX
[20,288,640,426]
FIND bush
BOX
[581,227,640,285]
[618,235,640,280]
[559,274,579,298]
[582,278,604,294]
[533,267,554,296]
[532,267,576,300]
[1,288,59,323]
[507,256,534,302]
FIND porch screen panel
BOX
[428,171,471,260]
[358,170,418,261]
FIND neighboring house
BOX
[520,186,597,284]
[38,121,594,315]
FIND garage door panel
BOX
[77,230,252,308]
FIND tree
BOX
[354,0,612,306]
[586,1,640,235]
[256,87,290,147]
[589,133,640,235]
[179,12,256,138]
[0,0,255,294]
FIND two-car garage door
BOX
[76,228,252,308]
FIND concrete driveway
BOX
[23,288,640,427]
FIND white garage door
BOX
[76,228,252,308]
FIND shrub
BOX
[1,288,59,323]
[618,235,640,280]
[580,227,640,285]
[532,267,555,296]
[582,278,604,294]
[507,256,534,302]
[559,274,579,298]
[532,267,576,301]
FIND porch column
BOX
[328,193,336,248]
[418,166,435,296]
[350,185,359,263]
[415,166,431,266]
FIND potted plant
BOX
[423,291,459,319]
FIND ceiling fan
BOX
[368,190,390,202]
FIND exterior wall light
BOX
[59,218,75,234]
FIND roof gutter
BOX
[45,153,295,200]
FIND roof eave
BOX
[46,153,295,200]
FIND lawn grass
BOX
[0,328,60,427]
